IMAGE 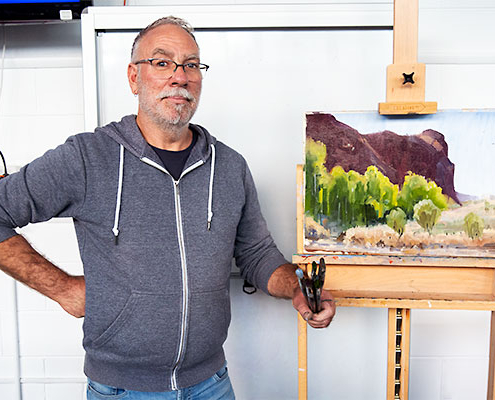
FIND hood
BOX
[96,115,217,171]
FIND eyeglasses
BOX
[134,58,209,80]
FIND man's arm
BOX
[0,235,85,318]
[267,263,335,329]
[231,161,335,327]
[0,137,88,317]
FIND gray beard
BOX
[137,76,199,138]
[142,102,193,139]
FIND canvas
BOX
[304,110,495,258]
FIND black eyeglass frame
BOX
[133,58,209,77]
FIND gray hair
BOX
[131,16,197,62]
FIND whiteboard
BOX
[93,26,392,258]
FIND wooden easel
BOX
[294,3,495,398]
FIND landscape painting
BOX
[304,110,495,257]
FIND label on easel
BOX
[378,101,437,115]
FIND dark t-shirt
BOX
[150,131,198,181]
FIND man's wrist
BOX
[292,283,302,300]
[267,263,299,298]
[51,272,76,304]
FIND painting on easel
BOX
[304,110,495,257]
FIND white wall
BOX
[0,1,495,399]
[0,21,87,400]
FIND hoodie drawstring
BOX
[112,144,125,244]
[207,144,216,230]
[113,142,215,240]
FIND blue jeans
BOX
[86,364,235,400]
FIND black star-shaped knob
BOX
[402,72,415,84]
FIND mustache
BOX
[156,88,195,102]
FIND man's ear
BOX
[127,63,139,95]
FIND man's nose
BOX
[170,64,189,85]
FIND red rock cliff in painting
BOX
[306,113,460,204]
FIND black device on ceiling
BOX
[0,0,92,22]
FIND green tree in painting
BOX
[464,212,484,240]
[413,199,442,235]
[364,166,399,220]
[397,172,448,218]
[325,166,348,226]
[305,138,327,218]
[386,208,407,237]
[347,170,371,227]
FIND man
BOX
[0,16,335,399]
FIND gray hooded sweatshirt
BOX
[0,115,287,392]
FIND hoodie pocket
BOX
[90,291,181,368]
[182,288,230,366]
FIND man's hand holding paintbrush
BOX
[267,260,335,329]
[293,258,335,328]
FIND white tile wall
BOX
[0,276,16,391]
[0,274,15,311]
[0,114,86,166]
[18,312,84,357]
[0,21,85,400]
[35,69,84,116]
[17,285,49,312]
[0,383,16,399]
[0,69,37,116]
[22,383,45,400]
[1,310,18,358]
[410,310,491,358]
[45,357,85,378]
[305,306,388,399]
[45,382,86,400]
[441,358,488,400]
[20,357,45,379]
[0,357,16,379]
[19,220,82,267]
[409,358,442,400]
[409,310,491,399]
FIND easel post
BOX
[488,312,495,399]
[379,0,437,115]
[487,275,495,399]
[296,164,308,400]
[387,309,411,400]
[393,0,418,64]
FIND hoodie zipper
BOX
[141,156,204,390]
